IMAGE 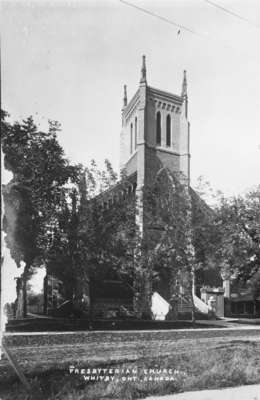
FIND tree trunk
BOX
[15,278,23,319]
[22,274,27,319]
[142,270,152,319]
[191,301,196,326]
[22,264,30,319]
[133,269,152,319]
[168,297,178,320]
[43,275,48,315]
[191,267,196,325]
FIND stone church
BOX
[44,56,241,320]
[43,56,213,319]
[87,56,193,316]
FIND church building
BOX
[44,57,234,320]
[44,56,201,319]
[82,56,198,319]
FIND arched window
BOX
[135,117,137,150]
[130,123,133,154]
[156,111,161,145]
[166,114,171,147]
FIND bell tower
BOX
[120,55,190,186]
[119,57,192,315]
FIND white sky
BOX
[2,0,260,197]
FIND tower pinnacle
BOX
[140,55,147,84]
[181,70,187,98]
[181,70,188,118]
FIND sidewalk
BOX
[197,317,260,329]
[143,384,260,400]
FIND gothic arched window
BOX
[166,114,171,147]
[135,117,137,150]
[130,123,133,154]
[156,111,161,145]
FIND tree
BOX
[248,272,260,315]
[138,170,195,319]
[77,164,138,313]
[77,167,220,320]
[190,188,223,291]
[193,178,260,313]
[213,187,260,281]
[211,187,260,314]
[1,111,80,317]
[42,158,138,318]
[45,187,82,302]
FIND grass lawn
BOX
[1,329,260,399]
